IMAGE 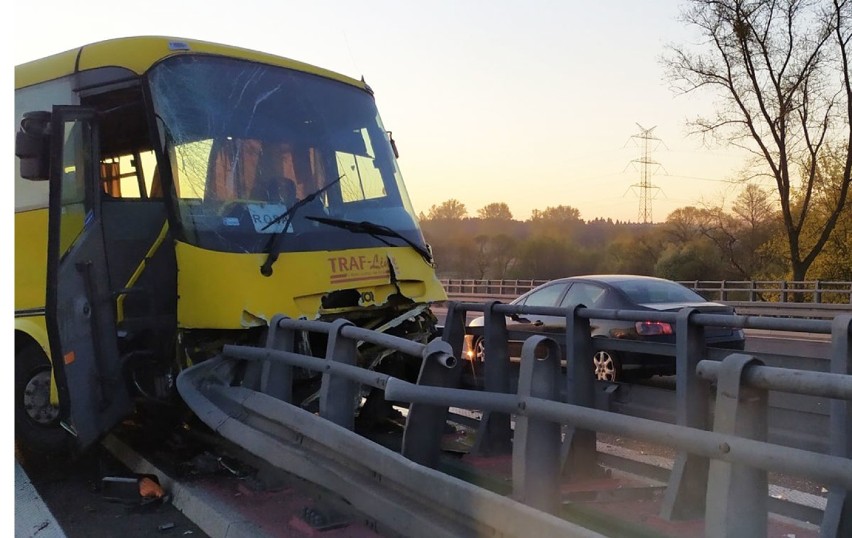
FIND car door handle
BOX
[533,320,544,327]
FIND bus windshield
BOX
[147,55,425,255]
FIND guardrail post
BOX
[822,314,852,538]
[661,307,710,520]
[474,301,513,455]
[561,303,599,478]
[319,319,358,430]
[402,324,462,468]
[252,314,295,402]
[441,301,466,359]
[512,336,561,515]
[705,353,768,538]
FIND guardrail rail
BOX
[176,307,852,537]
[439,279,852,304]
[439,279,852,319]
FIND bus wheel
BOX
[15,344,69,458]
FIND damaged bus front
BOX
[14,37,446,454]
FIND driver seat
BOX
[253,176,296,205]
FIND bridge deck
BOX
[439,437,822,538]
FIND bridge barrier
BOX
[439,278,852,318]
[178,318,597,538]
[177,307,852,537]
[439,278,852,304]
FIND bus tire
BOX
[15,343,69,459]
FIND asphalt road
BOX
[17,316,831,537]
[17,444,209,538]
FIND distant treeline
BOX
[418,194,851,282]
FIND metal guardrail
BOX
[176,308,852,537]
[440,278,549,299]
[440,278,852,304]
[177,318,598,538]
[686,280,852,304]
[439,279,852,319]
[723,301,852,319]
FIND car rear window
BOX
[612,280,705,304]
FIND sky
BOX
[11,0,755,225]
[4,2,760,522]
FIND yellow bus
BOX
[14,36,446,455]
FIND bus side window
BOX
[99,151,159,199]
[101,162,122,197]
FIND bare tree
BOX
[663,0,852,281]
[663,206,712,243]
[700,185,782,278]
[489,234,518,278]
[477,202,514,220]
[473,235,490,279]
[530,205,583,222]
[731,183,776,229]
[423,199,468,220]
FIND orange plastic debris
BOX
[138,477,165,499]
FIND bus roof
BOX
[15,36,367,91]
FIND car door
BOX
[509,282,570,353]
[45,106,133,450]
[558,282,606,335]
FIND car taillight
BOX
[635,321,673,336]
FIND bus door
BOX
[45,106,132,449]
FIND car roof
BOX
[514,275,684,304]
[552,274,671,285]
[515,274,659,301]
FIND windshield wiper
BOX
[259,174,344,276]
[304,216,434,264]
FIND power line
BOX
[627,123,664,223]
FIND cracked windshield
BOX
[148,55,425,254]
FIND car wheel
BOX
[15,343,69,458]
[473,337,486,363]
[592,350,622,382]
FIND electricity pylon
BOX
[628,123,664,223]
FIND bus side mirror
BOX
[16,111,52,181]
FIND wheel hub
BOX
[593,352,616,381]
[475,339,486,362]
[23,370,59,424]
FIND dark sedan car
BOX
[464,275,745,382]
